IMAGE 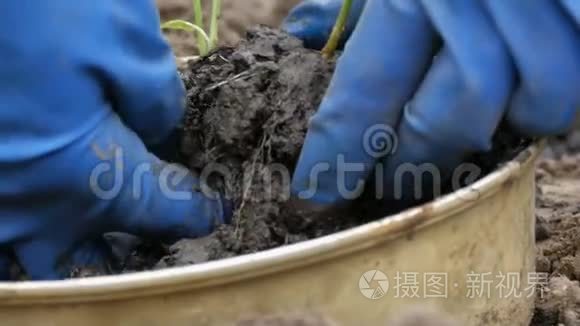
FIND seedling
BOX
[321,0,353,59]
[161,0,221,56]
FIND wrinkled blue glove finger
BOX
[414,0,514,151]
[87,113,232,240]
[291,0,436,205]
[378,0,515,201]
[484,0,580,136]
[282,0,367,49]
[14,238,113,281]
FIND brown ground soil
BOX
[530,145,580,325]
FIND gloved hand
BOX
[0,0,230,280]
[283,0,580,208]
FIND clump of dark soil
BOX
[157,26,351,267]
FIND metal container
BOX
[0,143,542,326]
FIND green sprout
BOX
[161,0,221,56]
[321,0,353,59]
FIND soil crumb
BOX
[532,153,580,325]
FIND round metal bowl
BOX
[0,142,541,325]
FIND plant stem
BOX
[208,0,222,51]
[321,0,353,59]
[161,20,211,54]
[192,0,208,55]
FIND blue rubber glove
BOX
[284,0,580,208]
[282,0,367,50]
[0,0,231,280]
